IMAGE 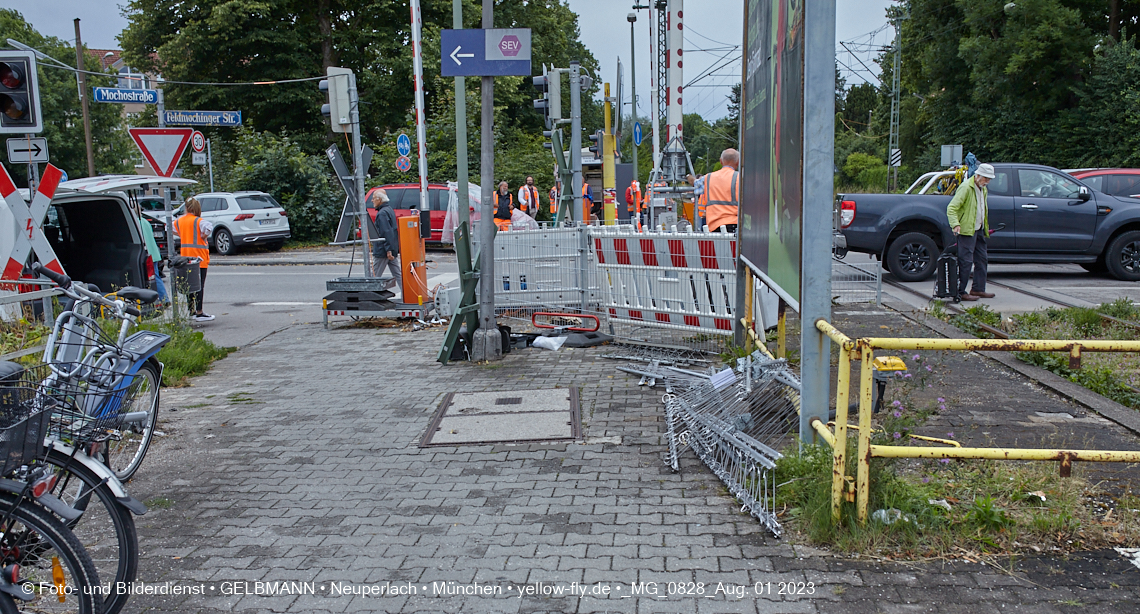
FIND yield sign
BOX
[129,128,193,177]
[0,163,64,280]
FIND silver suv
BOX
[191,191,292,255]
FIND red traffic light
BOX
[0,62,22,89]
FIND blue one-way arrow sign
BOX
[441,29,532,77]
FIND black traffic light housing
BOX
[588,131,601,157]
[0,51,42,134]
[533,74,551,129]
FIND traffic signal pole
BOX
[472,0,502,362]
[453,0,470,227]
[569,62,583,222]
[348,73,373,279]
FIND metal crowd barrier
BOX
[831,257,881,304]
[812,319,1140,526]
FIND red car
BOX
[1069,169,1140,199]
[364,183,450,244]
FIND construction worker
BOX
[174,197,214,322]
[493,181,514,231]
[517,176,541,216]
[625,178,642,223]
[549,183,560,217]
[690,173,708,229]
[642,179,667,228]
[704,148,741,233]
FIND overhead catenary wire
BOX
[33,57,325,86]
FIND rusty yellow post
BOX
[856,344,874,524]
[777,299,787,359]
[744,273,754,353]
[831,347,851,524]
[1069,345,1081,369]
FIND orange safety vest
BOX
[697,190,708,221]
[549,187,558,214]
[626,181,642,213]
[494,192,513,231]
[175,214,210,268]
[704,166,741,231]
[519,186,539,214]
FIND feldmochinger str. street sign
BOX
[162,110,242,127]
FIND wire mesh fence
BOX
[832,257,881,304]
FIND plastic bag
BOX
[442,181,483,243]
[510,208,539,230]
[532,335,568,351]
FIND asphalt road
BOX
[191,248,459,348]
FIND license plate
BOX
[259,219,275,225]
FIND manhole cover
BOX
[420,389,581,447]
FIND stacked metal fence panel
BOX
[661,353,800,537]
[831,257,881,304]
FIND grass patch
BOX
[775,444,1140,558]
[145,496,174,509]
[226,392,262,405]
[137,321,235,387]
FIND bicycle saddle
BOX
[116,287,160,305]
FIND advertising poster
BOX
[739,0,805,306]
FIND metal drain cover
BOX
[420,389,581,447]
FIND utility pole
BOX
[453,0,470,227]
[887,11,905,192]
[206,138,215,192]
[628,12,639,184]
[73,19,94,177]
[473,0,502,361]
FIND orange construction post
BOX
[397,215,427,304]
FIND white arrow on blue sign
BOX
[397,134,411,157]
[633,122,643,147]
[441,29,532,77]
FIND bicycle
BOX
[33,263,168,482]
[0,365,104,614]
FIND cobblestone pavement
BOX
[120,319,1140,613]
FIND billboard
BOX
[739,0,805,308]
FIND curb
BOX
[882,297,1140,438]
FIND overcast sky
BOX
[7,0,896,120]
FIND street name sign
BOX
[5,137,48,163]
[93,87,158,104]
[162,110,242,127]
[129,128,193,177]
[441,29,532,77]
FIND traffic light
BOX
[0,51,41,134]
[319,67,353,133]
[588,131,601,157]
[532,65,561,129]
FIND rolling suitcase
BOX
[933,245,959,302]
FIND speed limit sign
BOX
[191,131,206,153]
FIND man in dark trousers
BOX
[370,189,402,289]
[947,163,996,301]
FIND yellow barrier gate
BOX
[812,319,1140,525]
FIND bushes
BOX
[841,152,889,192]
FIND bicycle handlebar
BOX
[33,264,132,317]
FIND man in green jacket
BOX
[946,163,997,301]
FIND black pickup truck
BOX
[838,163,1140,282]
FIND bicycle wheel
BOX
[43,449,138,614]
[103,360,160,482]
[0,490,102,614]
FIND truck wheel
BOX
[886,232,938,282]
[1105,231,1140,281]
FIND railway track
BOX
[883,277,1140,340]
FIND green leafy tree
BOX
[0,9,131,185]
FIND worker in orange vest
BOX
[549,183,560,216]
[493,181,514,231]
[641,180,666,227]
[517,176,541,216]
[625,179,641,217]
[174,197,214,322]
[704,148,741,233]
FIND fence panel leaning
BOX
[473,224,599,314]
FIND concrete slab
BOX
[420,388,581,446]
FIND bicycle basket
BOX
[45,364,150,447]
[0,365,53,477]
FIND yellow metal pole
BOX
[856,345,874,524]
[602,83,616,225]
[815,318,854,349]
[870,444,1140,463]
[741,319,776,360]
[863,338,1140,352]
[811,418,836,447]
[831,347,852,524]
[777,299,787,359]
[744,273,754,353]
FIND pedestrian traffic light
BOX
[0,51,41,134]
[588,131,601,157]
[319,67,353,134]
